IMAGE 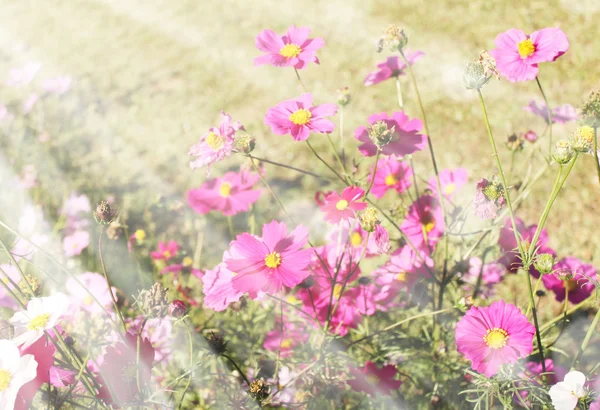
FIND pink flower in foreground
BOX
[225,221,312,298]
[320,186,367,223]
[364,49,424,86]
[542,257,596,304]
[429,168,468,198]
[347,361,402,396]
[62,230,89,257]
[189,111,244,170]
[489,28,569,82]
[355,112,427,157]
[524,100,578,124]
[254,25,324,70]
[455,300,535,377]
[202,262,244,311]
[187,170,261,216]
[264,93,337,141]
[370,156,412,199]
[400,194,444,251]
[151,241,179,261]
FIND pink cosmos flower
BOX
[264,93,337,141]
[542,256,596,304]
[347,361,402,396]
[188,111,244,171]
[151,241,179,261]
[62,230,89,257]
[224,221,312,298]
[591,399,600,410]
[62,192,91,216]
[524,100,578,124]
[355,112,427,157]
[455,300,535,377]
[400,194,444,251]
[202,262,244,311]
[127,316,172,364]
[187,170,261,216]
[65,272,118,314]
[161,257,203,278]
[327,222,383,259]
[320,186,367,223]
[364,49,424,86]
[254,25,324,70]
[489,28,569,82]
[428,168,468,198]
[370,156,413,199]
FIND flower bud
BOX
[377,24,408,52]
[139,282,170,318]
[358,276,372,285]
[233,134,256,155]
[456,295,475,312]
[535,289,546,297]
[524,130,538,143]
[555,268,574,281]
[534,253,554,275]
[94,200,117,225]
[367,120,395,148]
[336,87,351,106]
[205,331,227,356]
[463,51,498,90]
[64,336,76,346]
[169,300,187,318]
[553,139,575,164]
[358,206,380,233]
[506,133,524,152]
[581,89,600,127]
[569,125,595,153]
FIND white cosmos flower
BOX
[549,370,587,410]
[0,340,38,409]
[9,293,70,348]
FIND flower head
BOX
[549,371,587,410]
[264,93,337,141]
[370,156,413,199]
[400,194,444,250]
[151,241,179,261]
[455,300,535,377]
[355,112,427,157]
[62,230,90,257]
[569,125,595,153]
[473,178,506,220]
[364,49,424,86]
[428,168,468,198]
[347,361,402,396]
[10,293,70,348]
[489,28,569,82]
[463,50,498,90]
[542,256,596,304]
[320,186,367,223]
[0,340,38,410]
[254,25,324,70]
[225,221,312,298]
[189,111,244,171]
[581,90,600,126]
[376,25,408,53]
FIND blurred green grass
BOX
[1,0,599,264]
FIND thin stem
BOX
[326,133,349,182]
[250,157,295,224]
[364,149,380,197]
[222,354,252,386]
[98,228,126,331]
[395,76,403,108]
[593,127,600,185]
[294,68,307,92]
[571,307,600,369]
[535,76,553,154]
[0,235,36,297]
[227,216,235,239]
[306,140,346,182]
[340,106,345,164]
[179,320,194,409]
[540,299,591,334]
[249,155,328,180]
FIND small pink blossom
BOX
[428,168,468,198]
[460,257,506,298]
[347,361,402,396]
[364,49,424,86]
[188,111,244,171]
[187,170,261,216]
[524,100,578,124]
[263,319,308,358]
[400,194,444,251]
[254,25,324,70]
[320,186,367,223]
[63,230,90,257]
[375,246,433,292]
[489,28,569,82]
[370,156,413,199]
[355,111,427,157]
[151,241,179,261]
[264,93,337,141]
[524,130,538,143]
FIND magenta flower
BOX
[364,49,424,86]
[320,186,367,223]
[188,111,244,170]
[202,262,243,312]
[524,130,538,143]
[355,112,427,157]
[542,256,596,304]
[224,221,312,298]
[264,93,337,141]
[254,25,324,70]
[370,156,413,199]
[347,361,402,396]
[489,28,569,82]
[400,194,444,251]
[524,100,578,124]
[455,300,535,377]
[151,241,179,261]
[187,170,261,216]
[591,399,600,410]
[428,168,468,198]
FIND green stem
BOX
[222,354,252,386]
[306,140,346,182]
[340,106,345,164]
[395,76,403,108]
[540,299,591,334]
[179,320,194,409]
[227,216,235,239]
[98,228,127,331]
[571,307,600,369]
[294,68,307,92]
[364,149,380,197]
[249,155,327,180]
[326,133,349,182]
[593,127,600,185]
[535,76,553,154]
[249,157,295,224]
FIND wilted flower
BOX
[169,300,187,318]
[463,51,498,90]
[139,282,170,318]
[205,332,227,356]
[358,206,380,233]
[367,120,395,148]
[553,139,575,164]
[249,379,270,402]
[232,134,256,154]
[336,87,351,106]
[506,133,524,152]
[94,200,117,224]
[581,90,600,126]
[376,25,408,52]
[473,178,506,220]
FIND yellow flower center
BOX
[289,108,312,125]
[483,328,509,350]
[183,256,193,267]
[84,296,94,305]
[385,174,398,186]
[350,232,363,247]
[219,182,232,197]
[279,43,302,58]
[134,229,146,241]
[265,251,282,269]
[28,313,51,331]
[517,39,535,58]
[0,370,11,392]
[366,374,379,385]
[163,250,172,259]
[205,132,225,151]
[444,183,456,195]
[336,199,349,211]
[578,126,595,144]
[333,284,343,299]
[396,272,407,282]
[286,295,299,304]
[281,338,294,349]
